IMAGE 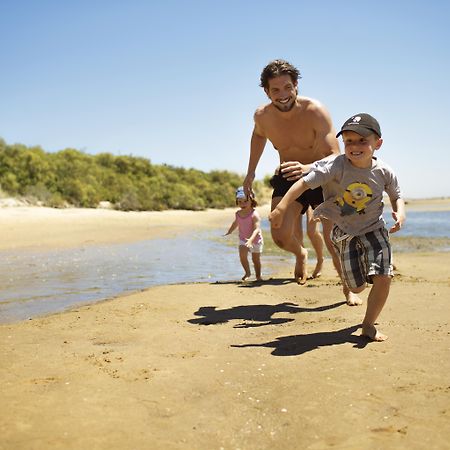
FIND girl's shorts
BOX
[331,226,393,289]
[239,240,263,254]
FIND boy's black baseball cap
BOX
[336,113,382,138]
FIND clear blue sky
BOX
[1,0,449,199]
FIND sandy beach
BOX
[1,201,449,449]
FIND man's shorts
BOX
[239,240,263,254]
[331,226,394,289]
[270,173,323,214]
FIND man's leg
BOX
[321,218,362,305]
[271,197,307,284]
[306,207,324,278]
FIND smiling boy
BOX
[269,113,406,341]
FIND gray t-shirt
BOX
[303,155,402,236]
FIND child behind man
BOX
[269,113,406,341]
[224,187,263,281]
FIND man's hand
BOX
[268,207,285,229]
[243,173,255,198]
[389,210,406,233]
[280,161,310,181]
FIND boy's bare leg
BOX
[252,252,262,281]
[321,218,362,305]
[361,275,391,341]
[306,207,324,278]
[271,198,308,284]
[239,246,251,281]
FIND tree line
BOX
[0,138,266,211]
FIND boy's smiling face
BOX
[342,131,383,168]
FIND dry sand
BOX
[1,201,449,449]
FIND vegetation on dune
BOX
[0,138,268,211]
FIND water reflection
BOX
[0,230,286,323]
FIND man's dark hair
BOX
[260,59,301,89]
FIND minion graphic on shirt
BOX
[335,182,373,216]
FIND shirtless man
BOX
[243,59,361,305]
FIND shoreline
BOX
[1,204,449,448]
[1,251,449,449]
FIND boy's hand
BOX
[245,239,253,249]
[389,211,405,233]
[269,207,285,229]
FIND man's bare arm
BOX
[312,102,340,158]
[243,120,267,196]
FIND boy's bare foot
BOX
[346,291,363,306]
[361,324,388,342]
[242,273,251,281]
[294,248,308,285]
[311,257,324,278]
[343,286,363,306]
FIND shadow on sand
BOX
[187,301,346,328]
[212,277,297,287]
[231,324,370,355]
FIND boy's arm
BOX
[224,219,238,236]
[269,179,308,228]
[389,198,406,233]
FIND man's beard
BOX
[273,100,295,112]
[272,89,297,112]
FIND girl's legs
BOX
[251,252,262,281]
[239,245,251,281]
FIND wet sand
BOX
[1,201,449,449]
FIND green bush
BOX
[0,138,269,211]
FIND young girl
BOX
[224,187,263,281]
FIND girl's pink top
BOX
[235,209,263,244]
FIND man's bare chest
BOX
[263,119,316,151]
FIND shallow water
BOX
[0,230,287,323]
[390,210,450,238]
[0,210,448,324]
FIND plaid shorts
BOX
[331,226,394,289]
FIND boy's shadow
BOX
[231,324,369,354]
[187,301,345,328]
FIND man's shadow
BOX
[212,277,296,287]
[231,324,370,354]
[187,301,345,328]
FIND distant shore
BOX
[0,197,449,252]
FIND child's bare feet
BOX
[346,291,363,306]
[343,286,363,306]
[242,273,251,281]
[361,324,388,342]
[311,257,324,278]
[294,248,308,285]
